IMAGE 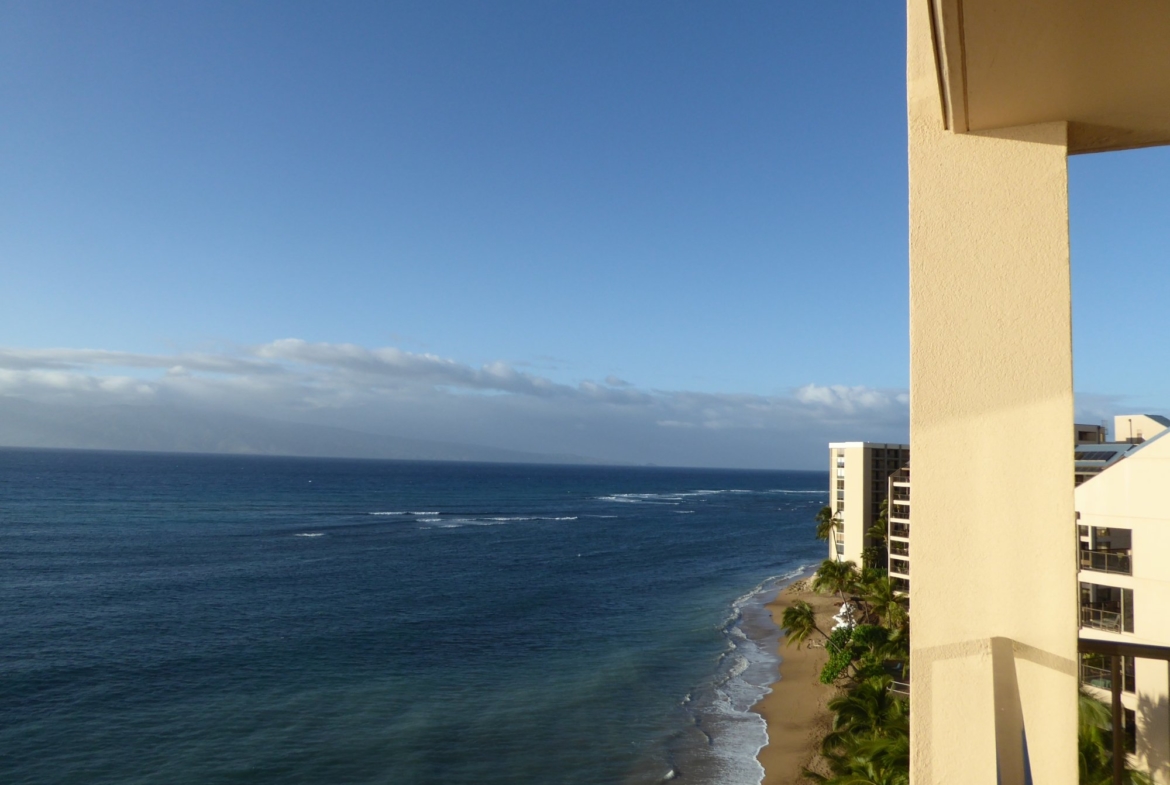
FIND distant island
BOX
[0,398,609,465]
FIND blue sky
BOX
[1,2,1168,467]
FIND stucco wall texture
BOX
[907,1,1078,782]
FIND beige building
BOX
[884,421,1131,595]
[827,442,908,565]
[880,413,1170,779]
[887,468,910,593]
[1078,423,1109,446]
[1115,414,1170,445]
[1077,428,1170,783]
[904,1,1170,780]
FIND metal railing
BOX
[890,522,910,538]
[1081,606,1123,633]
[890,558,910,576]
[890,489,910,501]
[1080,549,1132,575]
[891,680,910,697]
[890,542,909,557]
[1081,663,1114,690]
[889,506,910,522]
[1080,663,1135,693]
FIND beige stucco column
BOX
[907,2,1079,782]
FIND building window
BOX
[1079,583,1134,634]
[1124,708,1137,754]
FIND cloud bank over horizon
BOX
[0,340,911,469]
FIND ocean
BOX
[0,448,827,785]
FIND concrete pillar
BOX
[907,1,1079,782]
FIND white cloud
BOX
[0,340,912,467]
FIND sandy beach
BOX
[753,580,840,784]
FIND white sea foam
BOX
[765,489,825,495]
[294,532,325,537]
[669,563,815,785]
[596,493,680,505]
[674,510,695,514]
[370,511,406,515]
[421,515,578,528]
[595,488,816,507]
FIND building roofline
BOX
[828,442,910,449]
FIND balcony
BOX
[890,522,910,539]
[1080,657,1135,694]
[1081,606,1123,633]
[890,488,910,502]
[1080,549,1132,576]
[890,541,909,557]
[889,505,910,522]
[890,558,910,576]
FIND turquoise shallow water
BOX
[0,449,827,785]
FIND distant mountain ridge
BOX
[0,398,608,465]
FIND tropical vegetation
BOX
[815,505,839,542]
[783,547,1148,782]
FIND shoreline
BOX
[751,575,839,784]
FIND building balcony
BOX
[890,558,910,576]
[1079,655,1135,694]
[1079,549,1132,576]
[890,522,910,539]
[890,541,909,557]
[1081,606,1124,634]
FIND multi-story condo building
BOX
[887,468,910,593]
[876,415,1170,781]
[827,442,908,565]
[886,421,1121,594]
[1077,425,1170,782]
[884,414,1151,591]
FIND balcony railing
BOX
[890,489,910,501]
[890,558,910,576]
[1081,606,1123,633]
[890,542,909,557]
[889,505,910,521]
[1080,663,1135,693]
[1080,549,1132,575]
[890,522,910,538]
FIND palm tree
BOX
[781,600,827,648]
[1078,690,1152,784]
[863,499,890,570]
[822,677,908,750]
[862,575,908,629]
[814,559,860,605]
[816,505,839,541]
[806,677,909,785]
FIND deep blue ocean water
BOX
[0,449,827,785]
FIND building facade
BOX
[1077,428,1170,783]
[874,414,1170,782]
[827,442,909,565]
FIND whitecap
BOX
[765,489,825,495]
[294,532,325,537]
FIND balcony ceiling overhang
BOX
[930,0,1170,154]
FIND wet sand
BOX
[753,580,839,784]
